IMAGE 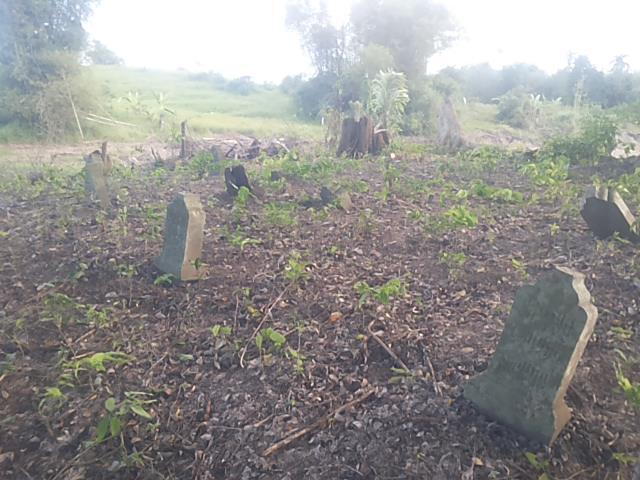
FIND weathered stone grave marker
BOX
[580,186,638,242]
[84,151,110,209]
[224,165,251,196]
[464,267,598,444]
[155,193,205,281]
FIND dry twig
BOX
[239,285,290,368]
[367,320,410,371]
[262,387,377,457]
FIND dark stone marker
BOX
[155,194,205,281]
[580,186,638,241]
[84,152,109,209]
[464,267,598,444]
[224,165,251,196]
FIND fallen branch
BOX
[262,387,377,457]
[367,320,410,371]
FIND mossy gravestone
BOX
[580,186,638,242]
[155,194,205,281]
[464,267,598,444]
[84,152,110,209]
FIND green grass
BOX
[86,66,321,140]
[0,65,322,143]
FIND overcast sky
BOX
[86,0,640,83]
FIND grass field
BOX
[85,66,323,141]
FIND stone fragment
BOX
[580,186,638,241]
[464,267,598,444]
[155,194,205,281]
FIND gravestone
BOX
[84,152,110,209]
[155,194,205,281]
[224,165,251,196]
[580,186,638,241]
[464,267,598,444]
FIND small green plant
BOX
[389,367,415,384]
[265,202,297,227]
[85,305,113,328]
[458,146,505,173]
[63,351,132,384]
[439,251,467,278]
[188,151,218,179]
[524,452,551,480]
[284,251,309,284]
[228,228,261,251]
[43,293,84,328]
[471,181,524,203]
[72,262,89,281]
[95,392,155,444]
[610,326,633,341]
[256,328,286,353]
[520,156,569,192]
[355,278,407,308]
[286,347,306,375]
[211,324,232,337]
[154,273,176,286]
[612,452,640,467]
[511,258,529,280]
[615,363,640,409]
[444,205,478,228]
[39,387,67,413]
[235,186,252,209]
[407,210,425,222]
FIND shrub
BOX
[497,87,537,129]
[544,111,617,165]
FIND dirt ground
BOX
[0,140,639,479]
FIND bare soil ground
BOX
[0,140,639,479]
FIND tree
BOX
[86,40,122,65]
[350,0,455,81]
[285,0,351,76]
[0,0,98,137]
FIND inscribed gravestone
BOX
[84,152,110,209]
[464,267,598,444]
[580,186,638,241]
[155,194,205,281]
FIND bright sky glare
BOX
[86,0,640,83]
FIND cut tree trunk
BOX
[337,116,388,158]
[437,97,464,152]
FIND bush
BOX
[496,87,537,129]
[402,78,441,135]
[544,112,617,165]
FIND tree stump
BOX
[437,96,464,152]
[337,116,388,158]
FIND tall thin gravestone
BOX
[580,186,638,242]
[155,194,205,281]
[84,151,110,209]
[464,267,598,444]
